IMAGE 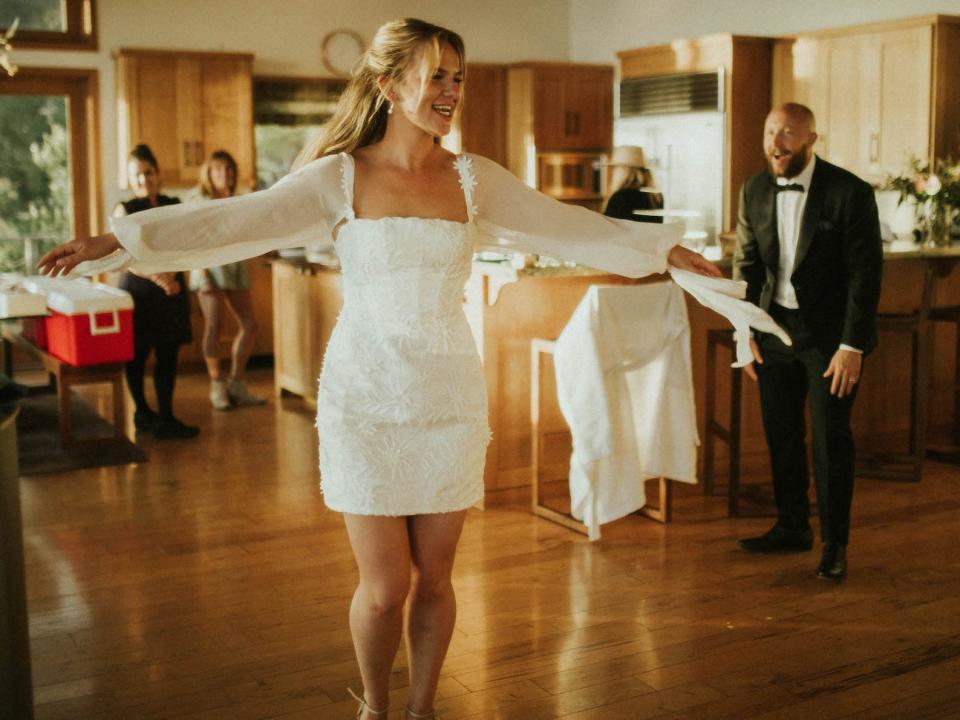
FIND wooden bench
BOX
[0,327,126,448]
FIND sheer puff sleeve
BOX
[468,153,679,278]
[74,154,348,276]
[466,154,792,366]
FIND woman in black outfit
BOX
[603,145,664,224]
[114,144,199,439]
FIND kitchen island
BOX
[272,245,960,505]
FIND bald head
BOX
[772,103,816,132]
[764,103,818,178]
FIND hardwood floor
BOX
[18,369,960,719]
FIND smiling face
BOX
[209,158,235,196]
[128,158,159,199]
[390,41,463,138]
[764,106,818,178]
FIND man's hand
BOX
[743,336,764,381]
[667,245,723,278]
[823,349,862,397]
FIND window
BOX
[0,68,102,273]
[0,0,97,51]
[253,76,345,189]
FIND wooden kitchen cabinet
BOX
[506,63,613,203]
[563,67,614,150]
[774,15,960,183]
[508,63,614,153]
[459,63,507,165]
[116,48,255,189]
[271,261,343,408]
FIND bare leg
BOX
[196,290,226,381]
[405,511,466,716]
[343,513,411,718]
[223,289,257,381]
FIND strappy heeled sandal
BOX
[406,706,440,719]
[348,688,388,718]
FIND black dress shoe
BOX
[134,409,161,433]
[154,417,200,440]
[738,524,814,553]
[816,543,847,580]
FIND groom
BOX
[733,103,883,580]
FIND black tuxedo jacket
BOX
[733,157,883,356]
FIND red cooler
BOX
[23,278,134,366]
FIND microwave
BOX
[536,152,604,204]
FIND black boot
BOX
[738,524,813,553]
[816,543,847,580]
[134,408,161,434]
[154,417,200,440]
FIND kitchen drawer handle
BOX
[195,141,204,165]
[869,133,879,164]
[183,140,192,167]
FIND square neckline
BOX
[341,152,474,227]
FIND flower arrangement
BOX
[884,157,960,246]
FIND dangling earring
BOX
[388,102,394,115]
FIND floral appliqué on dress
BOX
[316,155,489,515]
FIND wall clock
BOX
[321,29,365,78]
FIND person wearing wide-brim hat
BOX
[603,145,664,224]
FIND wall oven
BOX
[536,152,605,209]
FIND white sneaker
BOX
[227,378,267,407]
[210,380,232,410]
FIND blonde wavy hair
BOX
[604,166,663,212]
[198,149,238,198]
[293,18,465,169]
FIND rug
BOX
[15,390,148,476]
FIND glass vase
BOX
[921,203,957,248]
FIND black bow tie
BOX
[775,182,804,193]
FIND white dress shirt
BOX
[553,278,793,540]
[774,156,860,353]
[773,155,816,309]
[554,283,698,540]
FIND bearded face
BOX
[763,110,817,178]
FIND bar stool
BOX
[857,262,937,482]
[530,338,671,538]
[702,328,747,515]
[927,302,960,462]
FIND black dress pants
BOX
[756,305,859,545]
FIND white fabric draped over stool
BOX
[553,283,698,539]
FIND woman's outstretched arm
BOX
[39,154,350,278]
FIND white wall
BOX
[15,0,960,227]
[13,0,571,225]
[569,0,960,62]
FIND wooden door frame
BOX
[0,67,103,239]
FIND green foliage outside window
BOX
[0,94,71,273]
[0,0,65,31]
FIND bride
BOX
[39,17,775,719]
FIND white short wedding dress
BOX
[97,150,778,516]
